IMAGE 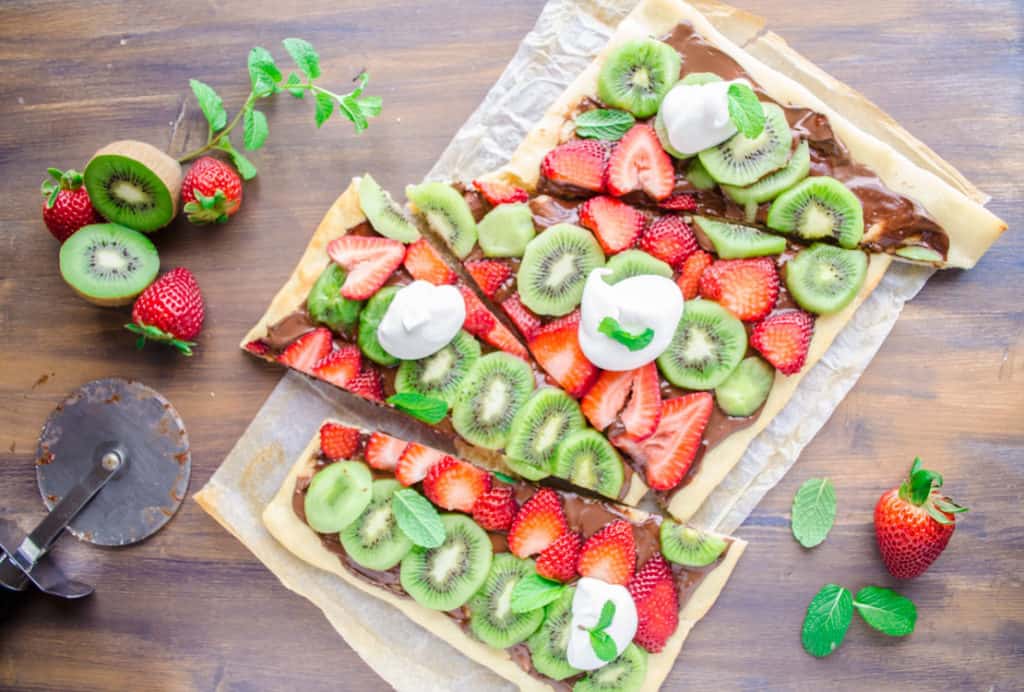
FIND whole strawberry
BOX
[181,157,242,224]
[125,268,205,355]
[40,168,100,242]
[874,458,966,579]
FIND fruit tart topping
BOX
[345,365,384,402]
[363,432,408,471]
[657,193,698,211]
[319,422,361,460]
[581,364,661,441]
[714,356,775,417]
[597,38,681,119]
[606,124,675,201]
[472,178,529,206]
[566,579,640,672]
[303,460,373,533]
[501,293,543,341]
[579,196,646,255]
[536,531,582,583]
[312,344,362,388]
[528,311,600,398]
[395,443,447,487]
[423,456,492,513]
[627,554,679,653]
[477,203,537,258]
[540,140,611,194]
[377,280,466,360]
[657,299,747,390]
[358,174,420,243]
[659,521,727,567]
[698,257,780,322]
[577,520,636,586]
[766,175,864,249]
[750,310,814,375]
[785,243,868,315]
[277,327,332,374]
[518,223,606,317]
[326,235,406,300]
[692,216,787,260]
[465,259,513,298]
[125,267,205,355]
[403,237,457,285]
[406,182,479,259]
[458,285,529,359]
[638,215,699,270]
[676,249,713,300]
[505,388,585,482]
[553,430,625,500]
[471,485,519,532]
[698,103,791,187]
[508,488,568,558]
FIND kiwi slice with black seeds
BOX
[723,140,811,206]
[304,461,374,534]
[693,217,786,259]
[406,182,478,259]
[467,554,544,648]
[505,388,585,481]
[659,520,728,567]
[400,513,493,611]
[766,176,864,249]
[603,249,673,285]
[83,140,182,232]
[452,352,535,450]
[477,203,536,258]
[714,356,775,417]
[574,643,649,692]
[698,103,792,187]
[552,429,625,499]
[597,39,681,118]
[527,587,582,681]
[358,174,420,242]
[517,223,605,316]
[686,157,717,190]
[357,286,400,366]
[58,223,160,306]
[657,299,747,390]
[785,242,867,315]
[395,330,481,406]
[307,263,364,335]
[340,479,413,571]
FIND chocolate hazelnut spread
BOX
[263,311,316,351]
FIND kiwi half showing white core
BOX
[58,223,160,306]
[84,140,183,232]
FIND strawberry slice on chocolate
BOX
[472,179,529,206]
[527,311,599,398]
[277,327,333,375]
[698,257,780,322]
[312,344,361,387]
[508,488,568,557]
[423,456,492,512]
[606,124,675,201]
[465,259,513,298]
[628,554,680,653]
[403,238,457,285]
[319,422,362,460]
[395,443,447,486]
[501,293,542,341]
[536,530,582,583]
[581,363,662,441]
[364,432,409,471]
[751,309,814,375]
[579,196,646,254]
[639,215,699,270]
[677,249,713,300]
[327,235,406,300]
[540,140,611,194]
[577,519,636,585]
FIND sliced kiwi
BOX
[400,513,493,611]
[340,479,413,570]
[83,140,182,232]
[603,249,673,285]
[517,223,605,316]
[698,103,792,187]
[722,140,811,206]
[303,461,374,534]
[766,176,864,249]
[574,644,649,692]
[468,554,544,648]
[477,203,536,258]
[527,587,582,681]
[597,39,681,118]
[659,520,728,567]
[307,263,364,335]
[452,352,535,450]
[406,182,478,259]
[715,356,775,417]
[785,243,867,315]
[552,429,625,499]
[395,330,481,406]
[657,299,747,390]
[505,388,585,481]
[693,216,786,259]
[58,223,160,306]
[357,286,400,366]
[893,245,944,264]
[686,158,718,190]
[358,174,420,242]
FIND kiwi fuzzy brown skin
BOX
[84,140,183,232]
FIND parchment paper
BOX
[195,0,937,687]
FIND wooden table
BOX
[0,1,1020,689]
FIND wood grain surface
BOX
[0,1,1020,690]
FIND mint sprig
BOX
[726,82,765,139]
[392,488,445,548]
[386,392,449,424]
[598,317,654,352]
[510,573,565,613]
[588,600,618,662]
[791,478,836,548]
[803,584,917,657]
[575,109,636,141]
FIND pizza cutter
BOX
[0,378,190,615]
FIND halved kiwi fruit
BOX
[358,174,420,242]
[527,587,582,681]
[340,479,413,570]
[574,643,649,692]
[517,223,605,316]
[83,140,182,232]
[395,330,481,406]
[657,299,747,390]
[406,182,478,259]
[722,140,811,206]
[467,554,544,648]
[400,513,493,611]
[714,356,775,417]
[693,217,786,259]
[603,249,673,284]
[659,520,728,567]
[357,286,400,366]
[698,103,792,187]
[452,352,535,450]
[477,203,536,258]
[766,176,864,249]
[505,388,585,481]
[784,243,868,315]
[303,461,374,534]
[552,429,625,500]
[597,39,681,118]
[58,223,160,306]
[307,263,364,336]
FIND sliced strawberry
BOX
[658,194,698,212]
[528,311,599,398]
[751,310,814,375]
[277,327,332,375]
[312,344,361,388]
[472,179,529,206]
[501,293,542,341]
[578,196,646,255]
[507,488,568,558]
[577,520,636,586]
[458,284,496,336]
[364,432,408,471]
[465,259,513,298]
[395,443,447,487]
[346,366,384,402]
[606,124,675,201]
[423,457,492,512]
[319,422,361,460]
[244,339,271,356]
[580,370,633,431]
[639,216,698,270]
[480,320,530,359]
[699,257,780,322]
[612,392,713,491]
[540,140,611,194]
[471,485,519,531]
[677,250,713,300]
[326,236,406,300]
[628,554,679,653]
[536,531,582,583]
[403,238,456,285]
[620,362,662,441]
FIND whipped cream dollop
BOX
[579,268,684,371]
[377,280,465,360]
[658,78,752,156]
[567,577,639,671]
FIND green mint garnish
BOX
[510,573,565,613]
[386,392,449,424]
[392,488,445,548]
[575,108,636,141]
[791,478,836,548]
[587,599,618,662]
[598,317,654,352]
[853,586,917,637]
[726,82,765,139]
[492,471,517,485]
[801,584,853,658]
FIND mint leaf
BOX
[595,599,616,630]
[386,392,448,425]
[247,46,281,96]
[215,136,257,180]
[575,108,635,141]
[314,91,334,128]
[853,586,917,637]
[189,79,227,132]
[802,584,853,658]
[356,95,383,118]
[243,108,269,151]
[727,82,765,139]
[285,72,304,98]
[337,94,369,132]
[598,317,654,352]
[283,38,320,80]
[589,630,618,662]
[392,488,445,548]
[791,478,836,548]
[510,573,564,613]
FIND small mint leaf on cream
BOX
[726,82,765,139]
[598,317,654,352]
[589,629,617,662]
